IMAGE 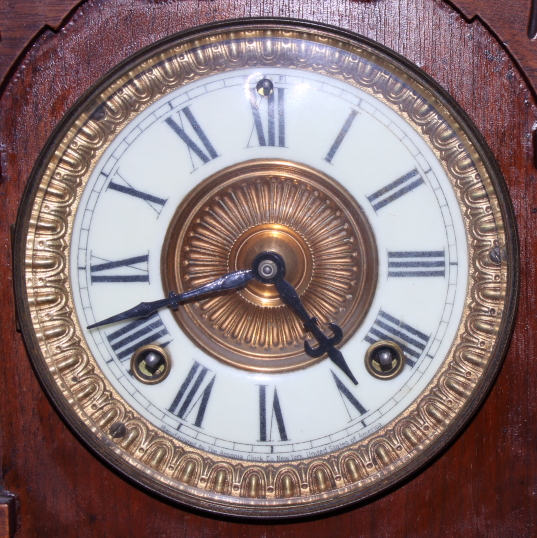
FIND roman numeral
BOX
[367,169,425,211]
[388,251,446,277]
[165,106,218,166]
[332,371,367,420]
[248,87,285,147]
[365,310,430,368]
[169,362,215,428]
[325,109,359,163]
[259,385,288,442]
[107,172,167,215]
[106,312,170,362]
[90,254,149,283]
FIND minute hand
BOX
[87,269,254,329]
[274,279,358,385]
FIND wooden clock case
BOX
[0,0,535,536]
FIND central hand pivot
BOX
[252,251,358,385]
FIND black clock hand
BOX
[252,251,358,385]
[87,269,254,329]
[274,278,358,385]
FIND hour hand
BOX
[87,269,254,329]
[252,251,358,385]
[274,278,358,385]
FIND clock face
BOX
[15,20,517,517]
[73,65,466,457]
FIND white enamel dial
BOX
[71,65,468,462]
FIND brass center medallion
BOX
[230,223,313,307]
[162,160,377,372]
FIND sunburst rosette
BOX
[162,159,378,372]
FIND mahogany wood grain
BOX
[0,1,536,537]
[0,0,85,90]
[445,0,537,88]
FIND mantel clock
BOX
[13,18,518,518]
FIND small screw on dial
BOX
[144,351,163,372]
[256,78,274,96]
[377,349,394,366]
[258,259,278,279]
[489,245,502,264]
[251,251,286,284]
[110,422,127,439]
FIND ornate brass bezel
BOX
[13,19,518,518]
